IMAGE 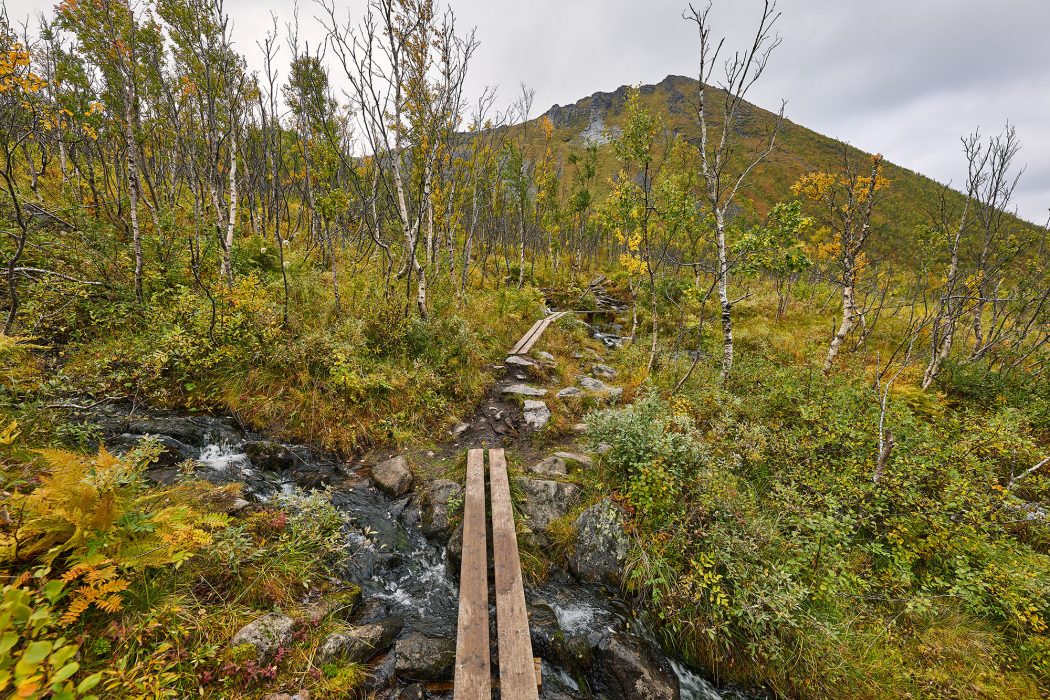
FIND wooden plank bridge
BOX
[454,312,570,698]
[454,448,540,699]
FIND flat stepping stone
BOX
[529,456,567,475]
[534,351,555,362]
[557,387,583,398]
[579,376,623,401]
[523,400,551,430]
[553,451,593,468]
[591,364,617,378]
[579,377,610,392]
[502,384,547,397]
[505,355,536,368]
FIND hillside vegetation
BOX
[0,0,1046,698]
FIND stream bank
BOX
[78,313,763,700]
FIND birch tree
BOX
[793,152,889,373]
[684,0,784,378]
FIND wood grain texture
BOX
[488,448,540,700]
[453,448,491,699]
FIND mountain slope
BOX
[509,74,1025,258]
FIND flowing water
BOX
[96,409,762,699]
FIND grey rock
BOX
[595,443,613,455]
[591,364,618,378]
[421,479,463,541]
[535,350,555,362]
[244,440,295,471]
[262,692,311,700]
[124,416,209,445]
[505,355,536,368]
[572,423,588,434]
[579,377,611,392]
[108,413,242,447]
[529,603,594,677]
[394,633,456,681]
[554,451,594,468]
[304,589,362,624]
[230,612,296,664]
[529,456,567,476]
[502,383,547,397]
[523,400,551,430]
[446,522,464,569]
[315,618,403,664]
[569,500,630,588]
[371,455,413,497]
[353,598,390,625]
[107,433,196,469]
[398,685,426,700]
[592,633,680,700]
[227,498,251,514]
[518,478,581,545]
[449,422,470,437]
[363,652,396,693]
[557,387,583,399]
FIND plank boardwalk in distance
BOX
[488,448,540,700]
[453,449,491,699]
[508,317,547,355]
[509,311,567,356]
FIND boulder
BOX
[363,652,396,694]
[554,451,593,468]
[394,633,456,681]
[230,612,296,664]
[518,478,581,545]
[535,351,555,362]
[557,387,583,399]
[528,603,593,677]
[523,400,551,430]
[244,440,295,471]
[105,413,242,447]
[371,455,413,497]
[315,617,403,664]
[502,383,547,397]
[591,364,618,379]
[529,456,567,476]
[125,415,209,445]
[304,588,361,624]
[591,633,680,700]
[569,500,630,588]
[421,479,463,541]
[107,433,196,468]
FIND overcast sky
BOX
[9,0,1050,222]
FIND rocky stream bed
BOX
[82,314,764,700]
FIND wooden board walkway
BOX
[453,449,540,699]
[453,449,491,699]
[508,311,568,356]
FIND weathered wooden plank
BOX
[488,448,540,700]
[509,317,546,355]
[454,449,491,700]
[517,311,566,355]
